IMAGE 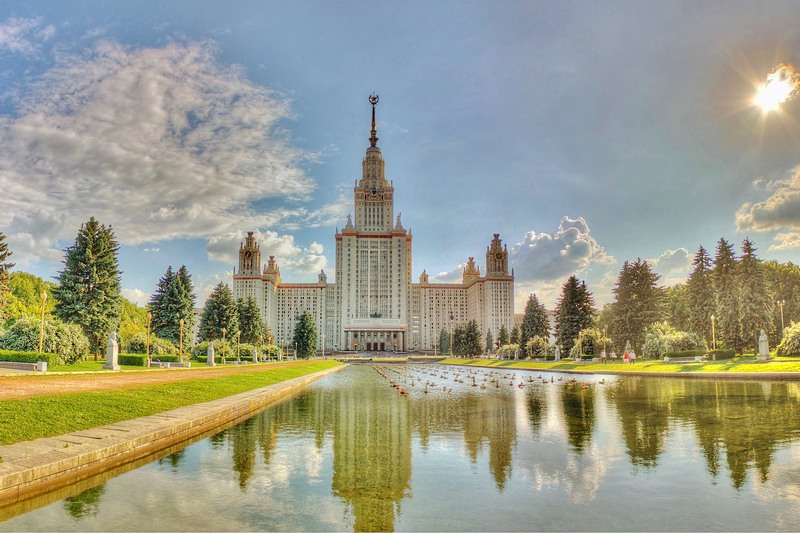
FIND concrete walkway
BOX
[0,364,346,513]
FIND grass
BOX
[0,360,341,446]
[438,357,800,374]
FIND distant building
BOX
[233,96,514,351]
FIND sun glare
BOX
[754,63,800,113]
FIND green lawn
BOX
[0,360,341,446]
[438,357,800,373]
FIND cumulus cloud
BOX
[431,263,468,284]
[0,17,55,55]
[206,230,327,275]
[0,39,315,266]
[509,216,614,283]
[121,288,150,307]
[737,166,800,249]
[647,248,691,285]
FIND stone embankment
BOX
[0,364,346,513]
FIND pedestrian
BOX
[600,349,607,364]
[630,350,636,364]
[623,351,629,364]
[610,351,617,362]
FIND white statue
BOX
[207,341,216,366]
[103,331,120,371]
[758,329,771,360]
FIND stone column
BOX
[103,332,120,371]
[207,342,216,366]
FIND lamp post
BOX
[179,318,184,362]
[295,341,298,360]
[237,330,241,362]
[221,327,227,363]
[602,326,607,353]
[146,312,152,363]
[778,300,786,337]
[38,290,47,353]
[710,314,716,351]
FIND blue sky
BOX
[2,1,800,310]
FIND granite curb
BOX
[0,364,346,511]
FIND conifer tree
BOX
[510,326,520,346]
[237,296,264,345]
[713,238,742,352]
[738,238,773,351]
[292,310,318,359]
[199,282,239,342]
[175,266,197,346]
[485,329,494,355]
[555,275,595,355]
[463,319,483,356]
[687,245,715,345]
[149,266,177,343]
[497,324,510,347]
[438,328,451,354]
[53,217,122,358]
[0,231,14,320]
[521,293,550,343]
[609,258,664,352]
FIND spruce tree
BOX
[485,329,494,355]
[452,323,467,356]
[521,293,550,342]
[199,282,239,342]
[292,310,318,358]
[713,238,742,352]
[555,275,595,355]
[497,324,510,347]
[237,296,264,345]
[687,245,715,346]
[53,217,122,358]
[438,328,451,354]
[149,266,178,344]
[609,258,665,352]
[0,231,14,320]
[738,238,773,352]
[175,265,197,347]
[463,319,483,356]
[510,326,520,346]
[665,284,691,332]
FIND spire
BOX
[368,93,379,147]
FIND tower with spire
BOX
[233,95,514,353]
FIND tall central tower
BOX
[354,94,394,232]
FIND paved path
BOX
[0,361,315,400]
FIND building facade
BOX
[233,96,514,352]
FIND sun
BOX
[753,64,799,113]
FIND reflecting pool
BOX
[2,365,800,531]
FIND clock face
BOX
[371,186,377,196]
[494,251,504,261]
[244,251,252,259]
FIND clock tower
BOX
[238,231,261,276]
[486,234,510,277]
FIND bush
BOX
[664,349,707,358]
[776,322,800,356]
[526,336,549,358]
[124,332,178,355]
[263,344,282,359]
[498,344,520,359]
[0,349,59,367]
[119,353,181,366]
[641,325,707,359]
[0,316,89,364]
[708,348,736,360]
[191,340,235,360]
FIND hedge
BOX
[708,348,736,360]
[118,354,182,366]
[0,350,60,367]
[664,349,706,358]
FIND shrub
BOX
[498,344,520,359]
[119,353,181,366]
[191,340,235,360]
[124,332,178,355]
[0,316,89,364]
[641,325,707,359]
[776,322,800,356]
[526,336,549,358]
[0,349,59,367]
[708,349,736,360]
[263,344,282,359]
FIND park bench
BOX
[0,361,47,372]
[663,356,707,363]
[147,360,191,368]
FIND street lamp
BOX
[179,318,184,362]
[237,330,241,362]
[710,314,716,351]
[38,290,47,353]
[146,312,152,363]
[222,327,227,363]
[778,300,786,337]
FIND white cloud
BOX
[0,17,54,55]
[510,216,614,283]
[121,288,150,306]
[143,247,160,253]
[647,248,691,286]
[0,39,315,265]
[737,165,800,249]
[431,263,467,284]
[205,230,327,275]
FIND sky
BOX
[2,1,800,311]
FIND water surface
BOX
[2,365,799,531]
